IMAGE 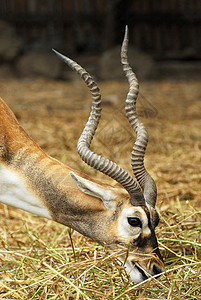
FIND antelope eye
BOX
[127,217,142,228]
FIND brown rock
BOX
[16,51,62,78]
[0,20,23,61]
[99,46,155,80]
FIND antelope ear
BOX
[70,171,115,210]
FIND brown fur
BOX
[0,97,164,280]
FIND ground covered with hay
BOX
[0,78,200,299]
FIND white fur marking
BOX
[0,164,52,219]
[118,207,141,238]
[116,258,144,283]
[125,261,144,283]
[118,206,151,239]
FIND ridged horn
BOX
[120,26,157,208]
[53,49,145,206]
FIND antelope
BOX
[0,27,164,283]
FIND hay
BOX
[0,78,200,299]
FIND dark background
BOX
[1,0,201,60]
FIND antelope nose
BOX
[152,264,164,276]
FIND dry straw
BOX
[0,79,200,299]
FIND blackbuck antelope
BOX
[0,27,164,283]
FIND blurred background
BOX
[0,0,201,80]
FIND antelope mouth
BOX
[134,261,164,281]
[124,260,164,283]
[134,264,148,281]
[123,261,148,283]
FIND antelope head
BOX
[53,26,164,282]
